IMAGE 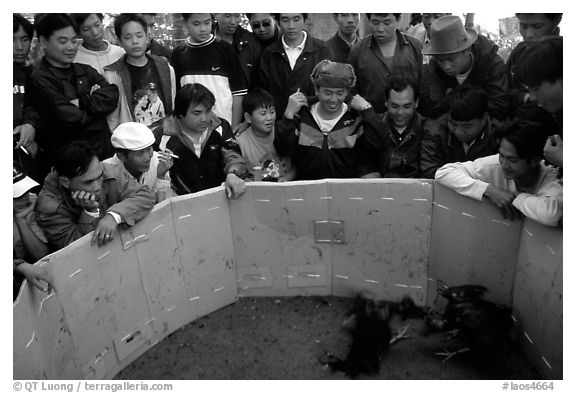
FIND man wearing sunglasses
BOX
[247,13,280,50]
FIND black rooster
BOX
[320,293,415,378]
[434,285,513,363]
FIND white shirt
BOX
[311,103,348,134]
[282,31,307,70]
[435,154,563,227]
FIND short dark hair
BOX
[515,13,563,23]
[514,36,562,88]
[181,13,214,22]
[274,13,308,21]
[242,88,275,115]
[36,13,77,39]
[71,13,103,27]
[246,13,274,20]
[385,70,419,101]
[449,85,488,121]
[366,13,401,21]
[499,121,548,161]
[174,83,216,118]
[53,141,98,179]
[114,13,148,40]
[14,14,34,39]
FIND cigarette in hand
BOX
[20,145,29,155]
[162,150,179,159]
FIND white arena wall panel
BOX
[13,180,563,379]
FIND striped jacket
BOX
[275,100,365,180]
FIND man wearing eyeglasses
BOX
[247,13,280,50]
[214,13,262,88]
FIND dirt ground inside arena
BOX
[115,296,541,380]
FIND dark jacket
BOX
[13,62,43,181]
[29,58,119,162]
[418,34,510,120]
[506,40,560,135]
[216,26,262,88]
[153,113,249,195]
[355,109,424,178]
[347,31,423,113]
[35,163,156,251]
[275,99,364,180]
[13,63,41,130]
[420,114,500,179]
[326,32,358,63]
[256,34,334,117]
[147,39,172,60]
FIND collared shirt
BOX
[103,154,171,193]
[338,31,359,48]
[282,31,308,70]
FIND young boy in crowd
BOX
[152,83,249,198]
[420,85,499,179]
[171,13,247,128]
[104,13,176,130]
[234,88,296,182]
[72,13,125,76]
[435,123,562,227]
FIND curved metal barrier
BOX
[13,179,562,379]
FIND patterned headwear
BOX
[310,60,356,89]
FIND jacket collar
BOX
[368,29,410,48]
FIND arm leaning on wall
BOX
[512,173,563,227]
[434,155,501,201]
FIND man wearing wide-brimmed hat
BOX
[418,15,510,121]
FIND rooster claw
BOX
[389,324,411,345]
[435,347,470,363]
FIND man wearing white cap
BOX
[13,165,54,298]
[105,122,174,202]
[418,15,509,121]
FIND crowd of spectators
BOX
[13,13,563,299]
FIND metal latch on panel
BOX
[313,220,345,244]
